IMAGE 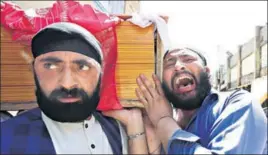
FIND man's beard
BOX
[33,71,100,123]
[162,71,211,110]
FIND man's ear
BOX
[204,66,211,78]
[204,66,210,74]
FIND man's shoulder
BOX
[224,89,256,107]
[216,89,266,120]
[1,108,43,134]
[209,89,267,128]
[1,108,55,154]
[212,89,253,107]
[207,89,255,118]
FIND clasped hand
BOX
[135,74,173,128]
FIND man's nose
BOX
[174,60,186,71]
[59,69,78,90]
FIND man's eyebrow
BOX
[166,53,190,58]
[178,53,195,57]
[164,53,196,62]
[72,59,91,65]
[40,57,63,63]
[172,51,197,57]
[164,56,176,61]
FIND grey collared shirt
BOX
[42,113,128,154]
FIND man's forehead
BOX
[36,51,90,60]
[35,51,100,65]
[166,48,199,58]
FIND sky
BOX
[140,1,267,73]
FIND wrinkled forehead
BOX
[34,51,101,68]
[165,48,200,60]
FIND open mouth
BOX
[173,74,196,94]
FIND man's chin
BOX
[42,108,92,123]
[174,89,197,100]
[37,98,95,122]
[168,91,202,110]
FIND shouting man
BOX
[1,22,129,154]
[134,48,267,154]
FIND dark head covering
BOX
[164,47,207,66]
[31,22,103,64]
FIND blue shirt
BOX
[167,89,267,154]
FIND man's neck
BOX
[175,109,197,129]
[41,111,93,125]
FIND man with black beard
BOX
[132,47,267,154]
[0,22,130,154]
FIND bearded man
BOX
[1,22,131,154]
[133,47,267,154]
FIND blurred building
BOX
[214,64,227,91]
[219,23,267,107]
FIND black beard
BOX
[33,71,100,123]
[162,71,211,110]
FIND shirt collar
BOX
[204,88,219,104]
[41,112,96,133]
[182,89,219,130]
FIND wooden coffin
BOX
[0,16,166,110]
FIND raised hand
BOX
[102,108,149,154]
[136,74,181,152]
[102,108,144,132]
[135,73,173,128]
